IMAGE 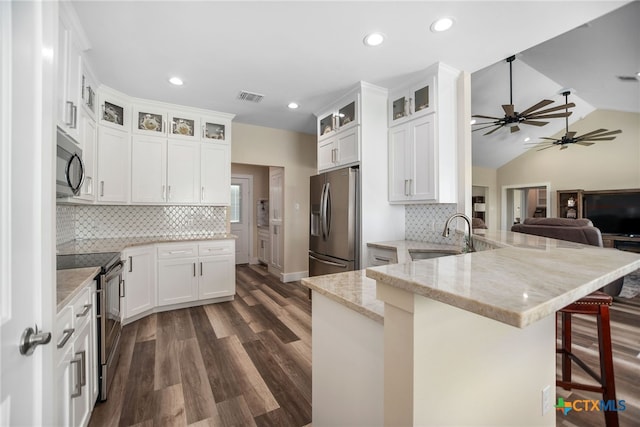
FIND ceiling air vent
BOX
[237,90,264,103]
[617,75,639,82]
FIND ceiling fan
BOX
[472,55,575,136]
[529,90,622,151]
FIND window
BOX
[230,184,241,223]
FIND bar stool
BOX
[557,291,618,427]
[510,218,622,426]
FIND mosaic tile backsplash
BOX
[405,203,462,245]
[56,205,227,243]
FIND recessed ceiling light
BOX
[470,119,476,125]
[363,32,385,47]
[169,77,183,86]
[524,137,531,142]
[288,102,299,109]
[431,17,454,33]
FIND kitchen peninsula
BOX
[302,230,640,426]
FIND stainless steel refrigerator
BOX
[309,166,359,276]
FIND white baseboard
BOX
[281,270,308,283]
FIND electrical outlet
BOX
[541,385,551,415]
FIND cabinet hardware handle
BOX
[200,262,203,276]
[65,101,74,126]
[129,256,133,272]
[201,186,205,202]
[202,124,205,139]
[193,263,196,277]
[374,256,392,262]
[409,97,414,115]
[78,350,87,386]
[70,354,83,398]
[168,185,171,200]
[57,328,75,349]
[404,99,409,118]
[85,177,92,195]
[120,279,125,298]
[169,250,190,254]
[76,304,91,318]
[100,181,104,197]
[162,185,166,201]
[70,104,78,129]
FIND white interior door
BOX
[1,1,55,424]
[231,176,251,264]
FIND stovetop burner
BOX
[56,252,121,272]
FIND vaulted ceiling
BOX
[71,1,637,169]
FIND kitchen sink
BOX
[408,249,462,261]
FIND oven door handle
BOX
[105,260,124,279]
[96,287,107,363]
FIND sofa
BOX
[511,217,623,296]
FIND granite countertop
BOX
[57,266,100,312]
[57,233,237,255]
[367,240,463,263]
[367,230,640,328]
[301,270,383,324]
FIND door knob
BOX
[19,324,52,356]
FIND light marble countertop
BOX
[301,270,383,324]
[57,233,237,255]
[57,266,100,312]
[367,230,640,328]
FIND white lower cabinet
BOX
[157,256,199,306]
[198,241,235,299]
[122,246,156,319]
[257,227,270,264]
[55,282,97,427]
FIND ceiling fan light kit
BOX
[472,55,575,136]
[526,90,622,151]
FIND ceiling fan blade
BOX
[575,142,595,146]
[520,120,548,127]
[483,125,503,136]
[472,121,501,126]
[473,124,503,132]
[578,129,622,139]
[519,99,554,116]
[565,131,576,139]
[525,102,575,116]
[539,137,561,141]
[472,114,503,120]
[526,112,573,119]
[573,128,608,138]
[510,125,520,133]
[576,137,617,141]
[560,146,569,150]
[537,145,556,151]
[502,104,515,117]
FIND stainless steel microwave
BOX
[56,127,85,198]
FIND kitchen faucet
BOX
[442,213,475,253]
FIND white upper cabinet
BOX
[97,125,130,203]
[168,112,199,140]
[75,110,97,202]
[131,136,167,203]
[57,2,89,140]
[80,62,98,120]
[167,140,200,204]
[388,75,436,126]
[98,90,130,130]
[387,63,460,204]
[317,95,358,141]
[201,116,230,142]
[201,142,230,205]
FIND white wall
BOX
[476,110,640,227]
[231,122,316,277]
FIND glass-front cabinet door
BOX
[169,112,198,140]
[391,95,409,123]
[388,74,436,126]
[99,92,129,130]
[133,106,166,136]
[318,112,335,140]
[317,95,359,140]
[202,118,226,141]
[338,101,356,129]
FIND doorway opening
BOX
[501,183,550,229]
[230,175,252,264]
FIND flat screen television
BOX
[583,190,640,236]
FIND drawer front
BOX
[55,306,75,359]
[199,240,234,257]
[157,243,198,259]
[368,247,398,266]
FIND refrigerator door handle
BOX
[320,183,329,241]
[309,254,348,269]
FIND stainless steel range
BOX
[57,251,124,401]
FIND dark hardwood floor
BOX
[89,264,640,427]
[89,264,312,427]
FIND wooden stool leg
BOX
[597,305,619,427]
[561,311,572,389]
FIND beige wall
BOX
[231,122,316,277]
[231,163,269,261]
[493,110,640,226]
